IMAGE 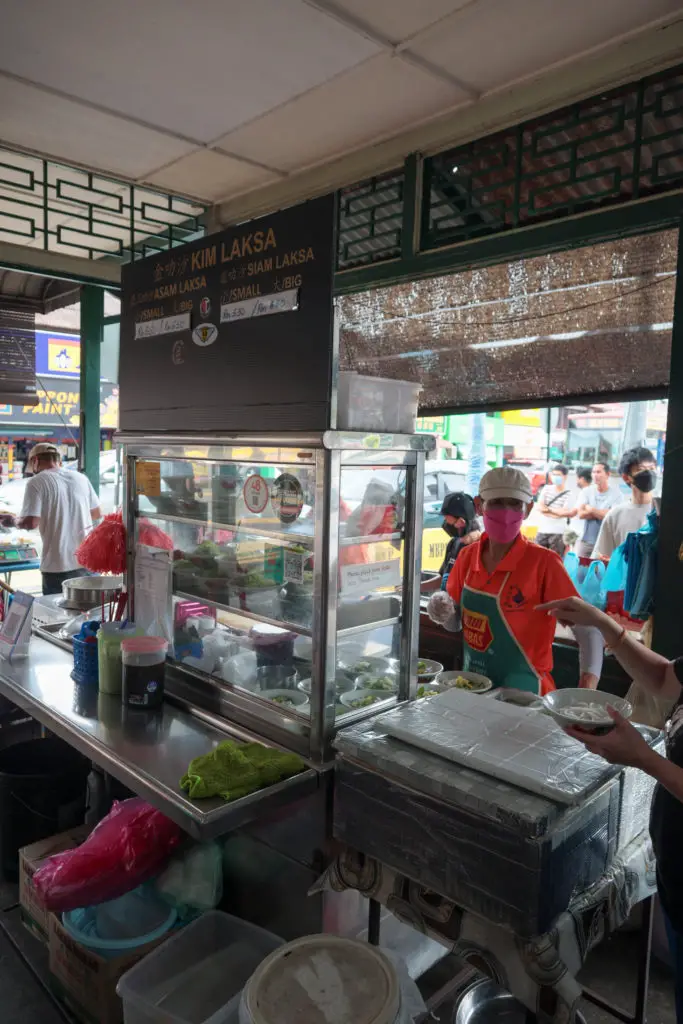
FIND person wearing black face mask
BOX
[592,446,658,562]
[438,492,481,589]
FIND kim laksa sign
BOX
[119,193,336,434]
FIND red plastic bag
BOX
[33,798,182,912]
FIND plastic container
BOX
[72,635,100,686]
[0,736,89,879]
[240,935,400,1024]
[337,372,422,433]
[117,910,283,1024]
[122,637,168,710]
[249,624,295,670]
[98,623,139,695]
[62,886,177,959]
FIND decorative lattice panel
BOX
[423,64,683,250]
[0,147,205,262]
[337,170,404,271]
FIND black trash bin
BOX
[0,736,89,878]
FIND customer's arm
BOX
[565,706,683,796]
[537,597,682,702]
[17,477,40,531]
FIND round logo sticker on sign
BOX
[271,473,304,525]
[192,323,218,347]
[243,474,269,514]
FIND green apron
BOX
[461,573,541,694]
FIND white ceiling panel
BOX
[320,0,475,43]
[0,78,195,180]
[412,0,683,93]
[217,54,466,174]
[0,0,380,144]
[147,150,279,201]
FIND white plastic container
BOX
[117,910,283,1024]
[337,372,421,433]
[239,935,402,1024]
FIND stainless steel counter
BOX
[0,638,318,840]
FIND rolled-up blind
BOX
[339,229,676,411]
[0,304,37,406]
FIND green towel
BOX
[180,740,305,802]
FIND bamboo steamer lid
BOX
[242,935,401,1024]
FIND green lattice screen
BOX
[423,64,683,251]
[0,147,205,262]
[337,169,405,270]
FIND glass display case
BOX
[119,431,434,762]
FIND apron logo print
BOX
[462,609,494,653]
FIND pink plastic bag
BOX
[33,798,182,912]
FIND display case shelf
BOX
[139,511,316,547]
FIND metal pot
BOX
[61,575,123,611]
[454,981,527,1024]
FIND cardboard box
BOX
[49,913,163,1024]
[19,826,90,943]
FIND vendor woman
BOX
[428,467,603,694]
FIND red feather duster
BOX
[76,512,173,574]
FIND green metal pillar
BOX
[79,285,104,492]
[653,214,683,658]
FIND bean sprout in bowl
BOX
[542,688,632,734]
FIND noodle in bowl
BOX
[542,688,632,734]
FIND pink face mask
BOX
[483,507,524,544]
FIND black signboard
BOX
[0,305,37,406]
[119,194,336,433]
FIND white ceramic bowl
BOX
[416,658,443,682]
[542,688,632,734]
[339,688,393,711]
[261,689,309,712]
[439,670,493,694]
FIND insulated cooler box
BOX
[333,721,662,936]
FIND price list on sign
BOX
[243,475,269,514]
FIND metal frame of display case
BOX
[117,430,434,763]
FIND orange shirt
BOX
[446,532,577,680]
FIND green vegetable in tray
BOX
[417,685,439,698]
[417,660,431,675]
[364,675,395,691]
[353,660,373,674]
[350,695,381,709]
[173,559,197,574]
[194,540,220,556]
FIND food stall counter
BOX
[0,637,319,840]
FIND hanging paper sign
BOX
[136,461,161,497]
[243,474,270,514]
[134,313,190,340]
[220,288,299,324]
[341,560,401,598]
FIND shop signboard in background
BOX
[35,331,81,379]
[119,194,336,433]
[0,383,119,429]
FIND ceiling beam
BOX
[214,15,683,226]
[0,240,121,287]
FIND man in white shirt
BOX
[575,462,621,558]
[592,446,657,562]
[536,464,576,556]
[18,443,101,595]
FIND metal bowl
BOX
[454,980,527,1024]
[61,575,123,610]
